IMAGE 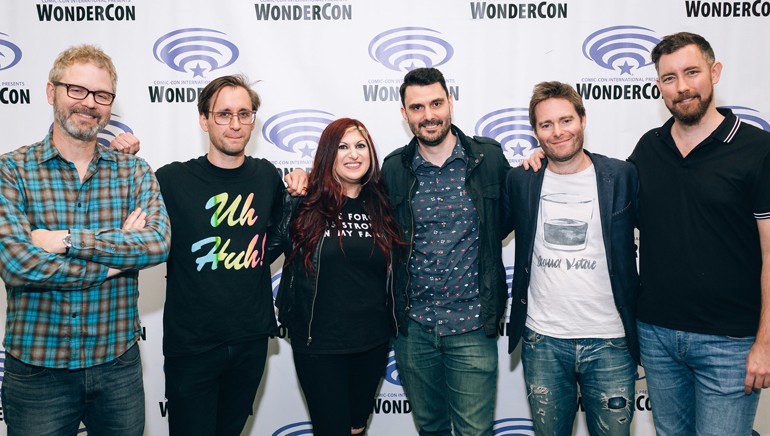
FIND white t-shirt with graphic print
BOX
[525,164,625,339]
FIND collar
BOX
[402,124,476,167]
[658,107,741,145]
[36,133,117,165]
[37,133,61,164]
[411,134,466,170]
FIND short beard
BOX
[414,118,451,147]
[542,135,585,165]
[545,147,583,164]
[668,90,712,126]
[53,98,107,141]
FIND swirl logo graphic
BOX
[271,271,282,300]
[153,28,239,78]
[262,109,335,157]
[503,265,515,322]
[493,417,535,435]
[368,27,454,72]
[97,114,134,149]
[582,26,660,76]
[722,106,770,132]
[384,346,401,386]
[475,108,538,161]
[272,421,313,436]
[0,32,22,71]
[505,265,514,298]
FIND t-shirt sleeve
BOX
[754,149,770,220]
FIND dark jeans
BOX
[1,343,144,436]
[293,342,389,436]
[393,321,498,436]
[164,338,268,436]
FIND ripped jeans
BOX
[521,327,637,436]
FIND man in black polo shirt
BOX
[629,32,770,435]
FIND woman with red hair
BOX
[276,118,403,435]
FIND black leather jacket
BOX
[274,194,397,347]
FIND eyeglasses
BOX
[52,81,116,105]
[211,111,257,125]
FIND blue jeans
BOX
[521,328,637,436]
[164,338,268,436]
[393,320,498,436]
[1,343,144,436]
[637,321,760,436]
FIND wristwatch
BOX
[63,232,72,254]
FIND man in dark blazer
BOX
[502,81,640,436]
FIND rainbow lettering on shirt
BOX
[206,193,259,227]
[191,192,266,271]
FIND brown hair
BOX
[651,32,715,71]
[528,81,586,129]
[197,74,261,117]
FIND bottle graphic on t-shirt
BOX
[541,193,593,251]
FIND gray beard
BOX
[53,101,107,141]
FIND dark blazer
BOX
[502,150,640,362]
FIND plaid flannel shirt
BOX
[0,134,170,369]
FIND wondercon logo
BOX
[384,346,401,386]
[722,106,770,132]
[493,417,535,435]
[582,25,660,76]
[97,114,134,149]
[272,421,313,436]
[271,271,282,300]
[262,109,335,157]
[475,108,538,161]
[153,28,239,78]
[505,265,514,298]
[368,27,454,72]
[0,32,23,71]
[503,265,514,322]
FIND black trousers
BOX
[164,339,268,436]
[292,342,389,436]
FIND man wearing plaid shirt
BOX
[0,45,170,436]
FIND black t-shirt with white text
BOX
[292,196,391,354]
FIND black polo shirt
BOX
[629,108,770,336]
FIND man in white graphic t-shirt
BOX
[502,81,640,435]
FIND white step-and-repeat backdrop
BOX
[2,0,769,434]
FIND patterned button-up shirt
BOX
[0,134,170,369]
[408,140,482,336]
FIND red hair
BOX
[288,118,403,270]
